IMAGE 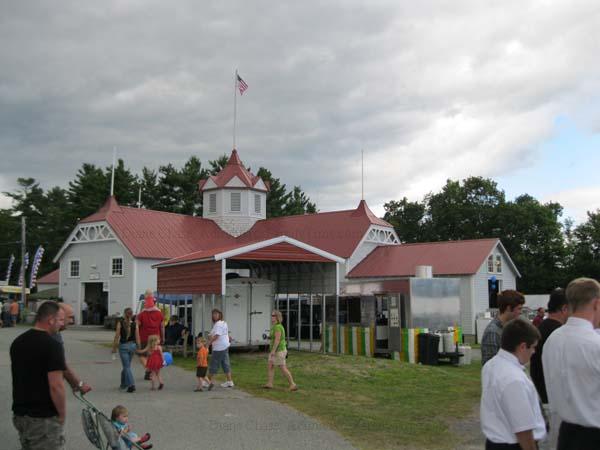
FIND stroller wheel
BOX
[81,409,103,449]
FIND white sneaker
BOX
[220,381,234,388]
[202,381,210,388]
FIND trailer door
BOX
[250,282,272,345]
[226,283,249,346]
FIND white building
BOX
[55,149,519,338]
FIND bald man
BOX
[44,301,92,395]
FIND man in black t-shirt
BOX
[11,301,67,450]
[530,288,568,449]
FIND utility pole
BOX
[21,216,26,306]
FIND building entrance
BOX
[84,282,108,325]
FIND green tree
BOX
[383,197,427,243]
[0,209,20,284]
[179,156,207,215]
[499,195,567,293]
[568,210,600,281]
[209,155,229,175]
[3,178,61,285]
[426,177,505,241]
[40,187,72,276]
[283,186,317,216]
[155,157,208,215]
[256,168,290,218]
[68,164,109,221]
[107,159,138,207]
[138,167,161,210]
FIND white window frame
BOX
[487,255,494,273]
[254,194,261,214]
[69,259,80,278]
[110,256,124,277]
[495,255,502,273]
[209,193,217,214]
[230,192,241,212]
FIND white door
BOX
[226,284,248,346]
[249,283,272,345]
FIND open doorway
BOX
[488,278,501,309]
[84,282,108,325]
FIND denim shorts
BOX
[209,349,231,375]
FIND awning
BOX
[0,285,31,294]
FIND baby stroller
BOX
[75,392,147,450]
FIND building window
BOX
[254,194,261,214]
[111,257,123,277]
[496,255,502,273]
[230,192,241,212]
[69,260,80,278]
[209,193,216,213]
[487,255,494,273]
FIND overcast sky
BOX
[1,1,599,222]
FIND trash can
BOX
[418,333,440,365]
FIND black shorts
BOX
[196,366,207,377]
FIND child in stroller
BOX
[111,405,153,449]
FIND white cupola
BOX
[198,149,269,237]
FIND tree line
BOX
[383,176,600,293]
[3,162,596,295]
[0,155,316,285]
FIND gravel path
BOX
[1,326,354,450]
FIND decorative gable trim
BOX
[53,221,132,263]
[254,179,267,191]
[225,176,246,188]
[203,178,218,190]
[346,225,400,273]
[365,226,400,245]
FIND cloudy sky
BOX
[1,1,599,222]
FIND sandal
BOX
[262,384,273,389]
[289,384,298,391]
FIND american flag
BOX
[237,74,248,95]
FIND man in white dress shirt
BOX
[481,319,546,450]
[543,277,600,450]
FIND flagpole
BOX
[233,69,238,150]
[361,149,364,201]
[110,147,116,197]
[21,216,26,306]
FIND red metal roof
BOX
[236,201,394,258]
[72,192,393,262]
[78,197,236,259]
[198,149,267,192]
[347,238,501,278]
[231,242,332,262]
[154,237,342,267]
[37,268,59,284]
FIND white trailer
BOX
[193,277,274,347]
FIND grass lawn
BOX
[175,351,481,450]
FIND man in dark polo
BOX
[11,301,67,450]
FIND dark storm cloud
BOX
[1,0,600,214]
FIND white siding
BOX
[460,276,474,335]
[347,241,379,273]
[134,259,163,300]
[36,283,58,292]
[472,247,518,330]
[58,240,134,324]
[202,188,266,236]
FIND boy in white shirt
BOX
[480,319,546,450]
